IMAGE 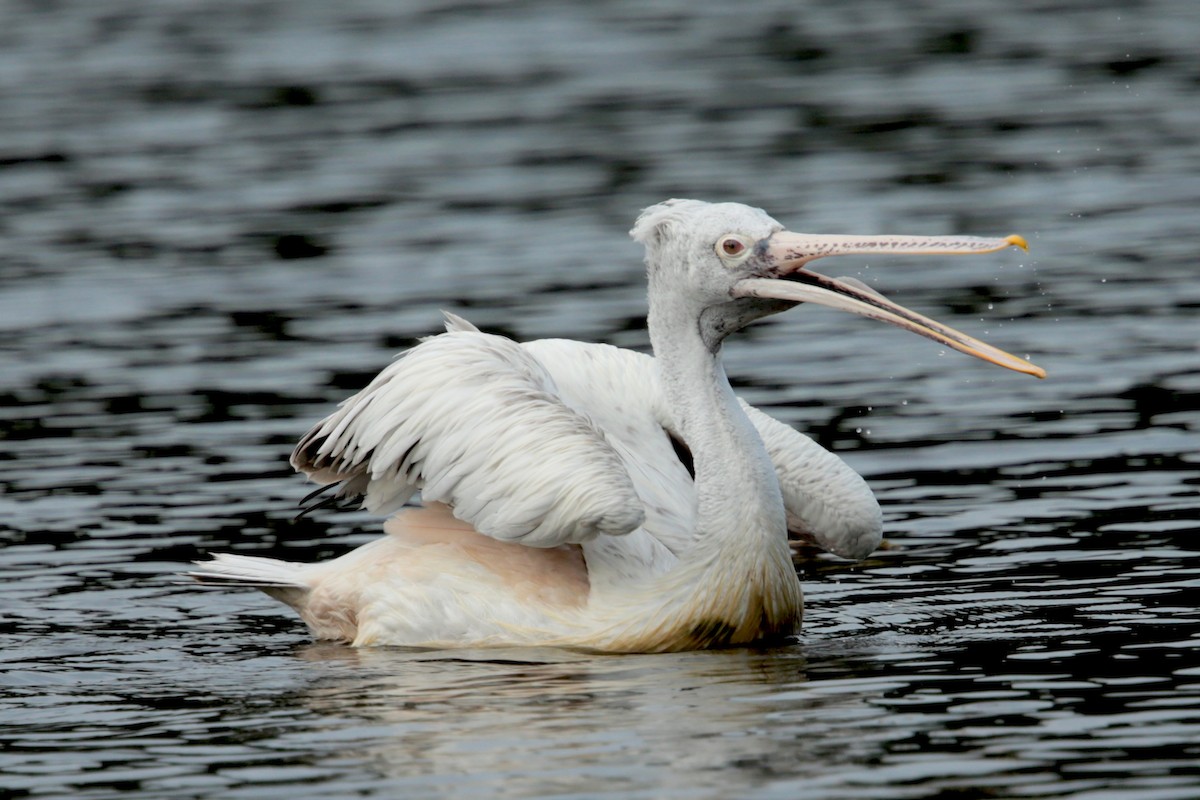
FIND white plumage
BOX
[193,199,1042,652]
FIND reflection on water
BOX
[297,647,816,797]
[2,0,1199,797]
[284,635,1200,799]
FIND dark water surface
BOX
[2,1,1198,797]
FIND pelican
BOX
[192,199,1043,652]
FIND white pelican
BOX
[192,199,1043,652]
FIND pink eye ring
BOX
[719,237,746,257]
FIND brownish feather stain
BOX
[384,504,591,609]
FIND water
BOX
[2,0,1198,797]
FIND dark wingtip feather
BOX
[293,482,362,521]
[291,429,328,471]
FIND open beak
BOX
[732,230,1045,378]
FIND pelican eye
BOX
[718,236,747,258]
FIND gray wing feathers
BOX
[524,339,879,557]
[740,403,882,558]
[291,330,645,547]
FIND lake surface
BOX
[2,0,1198,797]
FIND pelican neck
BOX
[647,300,788,555]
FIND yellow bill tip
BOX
[972,348,1046,380]
[1006,234,1029,252]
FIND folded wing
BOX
[291,319,645,548]
[293,315,879,559]
[525,338,882,560]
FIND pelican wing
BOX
[524,338,882,559]
[522,338,698,556]
[292,322,646,548]
[739,404,882,559]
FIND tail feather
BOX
[189,552,309,589]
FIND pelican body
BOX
[192,200,1042,652]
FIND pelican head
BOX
[632,198,1043,378]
